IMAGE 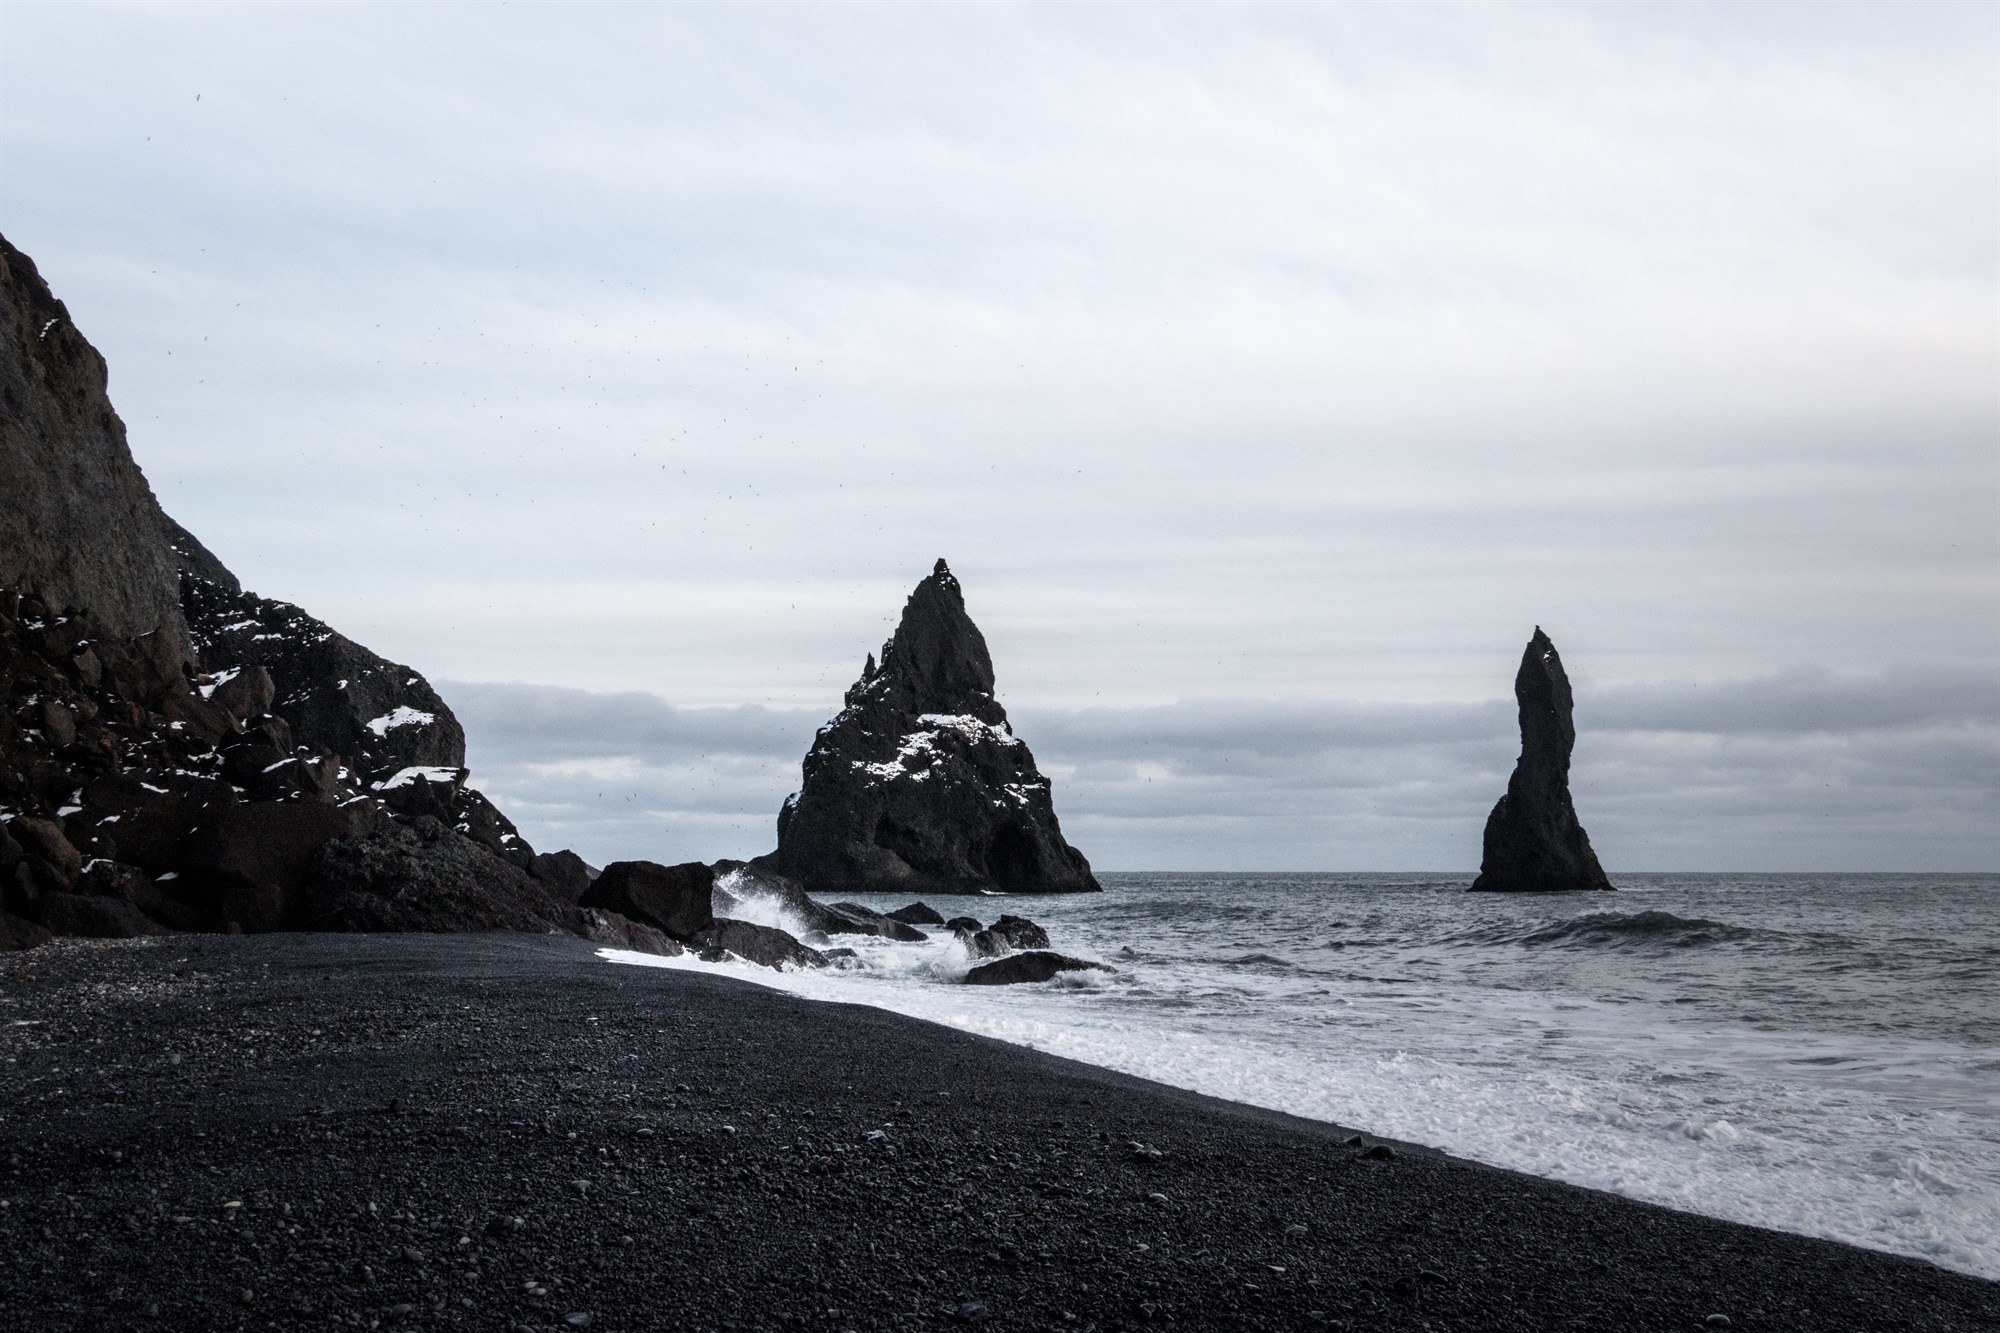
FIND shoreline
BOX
[2,931,1992,1332]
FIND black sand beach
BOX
[1,933,1992,1333]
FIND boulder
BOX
[759,560,1098,895]
[826,901,929,942]
[710,861,849,936]
[0,909,51,951]
[38,890,160,938]
[686,918,827,971]
[307,814,572,934]
[530,849,594,905]
[944,916,983,934]
[1469,628,1615,893]
[205,664,275,724]
[77,859,165,915]
[176,801,355,931]
[982,914,1049,951]
[581,860,715,939]
[9,816,79,886]
[572,907,684,958]
[965,951,1116,985]
[886,901,946,926]
[37,698,76,748]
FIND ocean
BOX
[609,872,2000,1281]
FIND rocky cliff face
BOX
[1469,627,1614,893]
[0,235,187,652]
[761,560,1098,895]
[0,233,643,951]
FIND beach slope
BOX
[2,933,1991,1332]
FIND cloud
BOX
[0,3,1990,718]
[445,663,1999,872]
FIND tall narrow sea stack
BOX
[761,560,1098,895]
[1469,627,1614,893]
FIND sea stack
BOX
[1469,627,1613,892]
[760,560,1099,895]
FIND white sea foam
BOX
[606,873,2000,1280]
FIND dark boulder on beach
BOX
[1469,627,1614,893]
[759,560,1098,896]
[573,906,683,957]
[686,917,827,970]
[581,860,716,939]
[306,812,573,935]
[965,950,1116,985]
[530,849,595,904]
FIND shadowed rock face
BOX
[761,560,1098,895]
[0,232,633,952]
[0,235,187,652]
[1470,627,1614,893]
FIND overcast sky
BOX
[3,3,1994,870]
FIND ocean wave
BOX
[1454,910,1766,952]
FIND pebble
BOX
[564,1314,594,1329]
[951,1300,992,1323]
[1147,1192,1169,1206]
[1285,1223,1308,1236]
[1360,1144,1397,1162]
[1705,1318,1732,1329]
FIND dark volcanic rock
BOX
[573,906,683,958]
[0,235,189,651]
[0,234,592,951]
[686,917,827,970]
[37,890,159,939]
[1469,628,1614,893]
[581,860,716,939]
[709,860,848,936]
[983,913,1049,951]
[306,814,570,933]
[179,571,466,786]
[175,801,355,931]
[530,849,595,904]
[965,950,1116,985]
[886,901,946,926]
[825,901,929,942]
[761,560,1098,895]
[0,908,50,950]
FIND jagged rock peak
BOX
[842,556,1001,725]
[762,561,1098,895]
[1469,627,1613,893]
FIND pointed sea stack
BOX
[761,560,1098,895]
[1469,627,1614,892]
